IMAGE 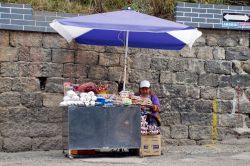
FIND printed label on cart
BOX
[153,145,159,149]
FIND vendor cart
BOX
[65,105,141,158]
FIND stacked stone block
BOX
[0,31,65,152]
[0,29,250,151]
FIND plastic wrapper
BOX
[95,84,108,94]
[141,115,160,135]
[77,82,97,93]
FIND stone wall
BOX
[0,29,250,152]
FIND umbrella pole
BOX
[123,31,129,91]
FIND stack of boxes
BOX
[140,115,161,157]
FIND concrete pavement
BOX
[0,139,250,166]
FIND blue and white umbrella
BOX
[50,9,202,90]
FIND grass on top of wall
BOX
[0,0,90,13]
[0,0,248,17]
[0,0,129,14]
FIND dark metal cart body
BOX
[67,105,141,157]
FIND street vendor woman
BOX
[137,80,161,126]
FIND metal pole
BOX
[123,31,129,91]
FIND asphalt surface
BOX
[0,139,250,166]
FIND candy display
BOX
[141,98,152,106]
[147,125,160,135]
[60,90,82,106]
[80,91,97,106]
[59,90,97,107]
[61,82,154,107]
[95,84,108,94]
[141,115,148,135]
[95,97,113,106]
[64,82,79,95]
[119,91,131,98]
[76,82,109,94]
[141,115,160,135]
[121,98,132,105]
[130,95,152,106]
[60,81,160,136]
[77,82,97,93]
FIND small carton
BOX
[140,134,161,157]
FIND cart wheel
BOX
[68,154,74,159]
[129,149,139,155]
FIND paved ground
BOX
[1,139,250,166]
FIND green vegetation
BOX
[0,0,89,13]
[0,0,249,18]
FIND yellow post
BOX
[212,96,217,144]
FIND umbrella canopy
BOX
[50,9,202,90]
[50,9,201,50]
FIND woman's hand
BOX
[151,105,159,112]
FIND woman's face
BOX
[140,87,150,97]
